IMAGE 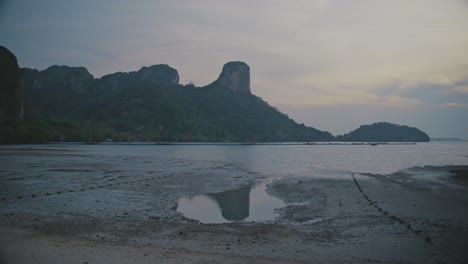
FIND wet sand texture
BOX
[1,146,467,263]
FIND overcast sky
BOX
[1,0,467,138]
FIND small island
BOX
[337,122,430,142]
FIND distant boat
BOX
[371,143,378,146]
[156,142,173,145]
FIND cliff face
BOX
[41,65,94,94]
[18,59,335,142]
[22,64,179,96]
[214,61,250,93]
[136,64,179,84]
[0,46,23,123]
[98,64,179,92]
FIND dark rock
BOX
[19,59,335,142]
[97,64,179,92]
[0,46,23,123]
[215,61,250,93]
[22,65,94,94]
[136,64,179,84]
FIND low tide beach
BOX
[1,143,467,263]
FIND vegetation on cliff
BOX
[1,47,430,144]
[3,61,333,143]
[337,122,430,142]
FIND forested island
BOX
[337,122,430,142]
[1,46,429,143]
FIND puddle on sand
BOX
[177,182,285,223]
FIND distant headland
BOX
[0,46,429,144]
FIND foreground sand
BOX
[1,146,467,263]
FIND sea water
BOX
[1,142,467,222]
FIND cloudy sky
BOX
[1,0,467,138]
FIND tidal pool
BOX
[177,181,285,223]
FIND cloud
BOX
[411,79,468,105]
[440,102,468,107]
[2,0,468,137]
[451,85,468,94]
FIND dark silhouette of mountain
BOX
[3,54,334,143]
[0,46,23,123]
[337,122,430,142]
[0,46,24,144]
[212,61,251,93]
[1,48,431,144]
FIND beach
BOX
[1,144,467,263]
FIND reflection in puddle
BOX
[177,182,285,223]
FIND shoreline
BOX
[3,141,424,146]
[1,146,467,263]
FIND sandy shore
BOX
[1,146,467,263]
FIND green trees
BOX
[2,63,429,144]
[338,122,430,142]
[11,65,334,143]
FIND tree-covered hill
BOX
[11,61,334,143]
[337,122,430,142]
[1,46,431,144]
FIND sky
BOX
[1,0,468,138]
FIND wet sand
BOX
[1,146,467,263]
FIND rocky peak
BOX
[136,64,179,84]
[41,65,94,94]
[43,65,93,81]
[216,61,250,93]
[0,46,23,123]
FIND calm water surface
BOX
[2,142,467,223]
[177,181,285,223]
[64,141,468,175]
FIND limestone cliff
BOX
[42,65,94,94]
[214,61,250,93]
[98,64,179,92]
[136,64,179,84]
[17,59,336,142]
[0,46,23,123]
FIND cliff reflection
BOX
[209,185,251,221]
[176,181,285,224]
